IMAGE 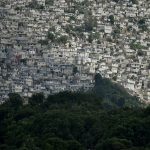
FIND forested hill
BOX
[0,75,149,150]
[93,73,142,108]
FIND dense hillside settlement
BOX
[0,0,150,103]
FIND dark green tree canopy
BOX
[0,77,146,150]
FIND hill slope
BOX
[0,83,148,150]
[93,73,142,108]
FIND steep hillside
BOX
[0,0,149,102]
[0,85,147,150]
[93,73,142,108]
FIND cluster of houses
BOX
[0,0,150,103]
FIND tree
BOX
[67,140,84,150]
[8,93,23,109]
[38,39,48,45]
[137,18,148,31]
[28,0,44,9]
[0,90,146,150]
[73,66,78,75]
[96,137,132,150]
[57,35,68,44]
[137,50,144,56]
[29,93,45,105]
[45,0,54,5]
[94,73,103,87]
[84,13,97,32]
[131,0,138,4]
[44,138,67,150]
[112,0,119,3]
[47,32,55,42]
[0,1,6,7]
[88,34,93,43]
[109,15,115,25]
